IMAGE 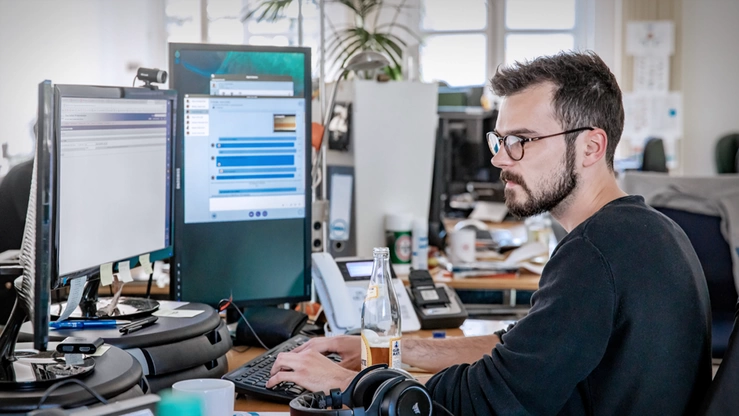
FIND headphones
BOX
[289,364,453,416]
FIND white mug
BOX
[448,229,476,264]
[172,378,235,416]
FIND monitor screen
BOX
[169,43,312,307]
[54,85,176,283]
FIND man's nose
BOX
[492,147,512,169]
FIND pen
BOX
[50,320,128,329]
[119,316,158,335]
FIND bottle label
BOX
[361,333,369,369]
[390,338,401,369]
[360,333,401,369]
[365,284,379,301]
[386,230,412,264]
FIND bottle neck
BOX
[370,254,392,285]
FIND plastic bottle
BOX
[411,217,428,270]
[360,247,402,370]
[525,213,555,259]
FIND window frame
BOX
[417,0,591,86]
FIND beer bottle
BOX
[360,247,402,369]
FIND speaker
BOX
[289,365,452,416]
[312,200,328,253]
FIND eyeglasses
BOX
[487,127,594,161]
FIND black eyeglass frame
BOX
[487,127,595,161]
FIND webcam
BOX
[135,67,167,90]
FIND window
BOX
[166,0,244,45]
[418,0,584,87]
[503,0,579,65]
[419,0,488,87]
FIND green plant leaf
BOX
[243,0,294,23]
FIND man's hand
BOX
[267,349,357,393]
[291,336,361,371]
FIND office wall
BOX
[0,0,166,159]
[681,0,739,175]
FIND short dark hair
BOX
[491,51,624,171]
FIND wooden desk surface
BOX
[230,319,508,412]
[442,271,540,291]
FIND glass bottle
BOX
[360,247,402,369]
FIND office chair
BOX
[641,137,668,173]
[655,207,737,358]
[699,301,739,415]
[715,133,739,174]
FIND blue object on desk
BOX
[50,320,127,329]
[432,331,446,339]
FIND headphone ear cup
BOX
[351,369,408,409]
[378,379,433,416]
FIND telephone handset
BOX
[311,252,421,334]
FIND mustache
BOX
[500,170,524,186]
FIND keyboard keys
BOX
[223,334,341,404]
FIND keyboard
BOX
[223,334,341,403]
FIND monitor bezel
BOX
[52,85,177,285]
[168,42,313,307]
[34,80,54,351]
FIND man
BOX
[267,51,711,415]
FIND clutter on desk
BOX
[440,241,549,280]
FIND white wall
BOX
[681,0,739,175]
[0,0,166,159]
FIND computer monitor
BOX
[23,83,176,346]
[52,85,176,287]
[169,43,312,307]
[33,79,55,351]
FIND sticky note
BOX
[100,263,114,286]
[58,276,87,322]
[117,261,133,283]
[139,253,153,275]
[90,345,111,357]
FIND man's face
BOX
[492,83,579,218]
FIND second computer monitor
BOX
[54,85,176,283]
[169,43,312,307]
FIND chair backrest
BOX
[656,207,737,358]
[715,133,739,174]
[700,303,739,415]
[641,137,668,173]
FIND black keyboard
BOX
[223,334,341,403]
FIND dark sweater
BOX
[0,159,33,253]
[426,196,712,415]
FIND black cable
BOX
[218,298,269,350]
[36,378,108,409]
[132,74,137,87]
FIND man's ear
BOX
[582,128,608,168]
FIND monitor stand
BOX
[0,296,94,388]
[52,279,160,320]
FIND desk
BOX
[229,319,508,413]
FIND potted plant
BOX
[244,0,418,80]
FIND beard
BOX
[501,143,578,218]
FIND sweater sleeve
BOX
[426,236,616,415]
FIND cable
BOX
[218,296,269,350]
[132,74,137,87]
[36,378,108,409]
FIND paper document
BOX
[153,309,203,318]
[470,201,508,223]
